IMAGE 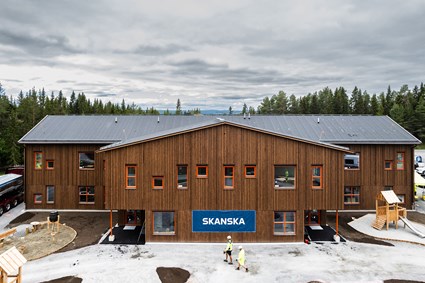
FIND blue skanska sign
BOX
[192,210,256,232]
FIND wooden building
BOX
[19,115,420,243]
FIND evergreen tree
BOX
[176,99,182,115]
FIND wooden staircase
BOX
[372,216,386,230]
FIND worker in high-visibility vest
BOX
[223,235,233,264]
[235,246,248,272]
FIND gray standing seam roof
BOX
[18,115,421,146]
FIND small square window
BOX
[46,160,54,170]
[196,166,208,178]
[34,194,42,204]
[245,165,256,178]
[384,160,393,170]
[153,176,164,189]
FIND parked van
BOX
[0,174,24,215]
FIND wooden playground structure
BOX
[372,190,406,230]
[0,246,27,283]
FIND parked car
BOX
[417,166,425,176]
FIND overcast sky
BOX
[0,0,424,111]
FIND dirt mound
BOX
[156,267,190,283]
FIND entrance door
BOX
[305,210,320,226]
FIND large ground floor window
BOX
[79,186,95,204]
[153,211,175,235]
[274,211,296,235]
[344,186,360,204]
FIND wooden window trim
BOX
[152,211,176,235]
[177,165,188,189]
[196,165,208,178]
[312,165,323,189]
[244,165,256,178]
[46,160,54,170]
[344,186,360,205]
[396,152,405,170]
[125,165,137,189]
[34,194,42,204]
[274,211,296,236]
[224,166,234,189]
[34,151,43,170]
[384,160,393,171]
[79,186,95,204]
[46,186,55,204]
[152,176,164,189]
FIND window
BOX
[397,194,405,204]
[384,186,393,191]
[274,211,296,235]
[344,186,360,204]
[196,165,208,178]
[153,211,175,235]
[79,152,95,169]
[224,166,234,189]
[396,152,404,170]
[344,153,359,170]
[384,160,393,170]
[153,176,164,189]
[312,165,323,189]
[46,186,55,204]
[177,165,188,189]
[34,152,43,170]
[34,194,42,204]
[126,165,137,189]
[46,160,54,170]
[245,165,256,178]
[79,186,95,204]
[126,210,140,225]
[274,166,295,189]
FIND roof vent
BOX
[115,117,118,123]
[157,116,160,123]
[317,117,320,124]
[243,113,246,119]
[248,113,251,119]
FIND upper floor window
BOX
[396,152,404,170]
[224,166,234,189]
[344,186,360,204]
[153,176,164,189]
[46,160,55,170]
[274,166,295,189]
[245,165,256,178]
[79,152,95,169]
[34,151,43,170]
[344,153,359,170]
[274,211,296,235]
[46,185,55,204]
[177,165,188,189]
[384,160,393,170]
[79,186,95,204]
[312,165,323,189]
[126,165,137,189]
[196,165,208,178]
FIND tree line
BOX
[0,82,424,169]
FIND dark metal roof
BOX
[19,115,421,146]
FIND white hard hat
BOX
[227,235,231,240]
[238,246,243,250]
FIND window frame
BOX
[125,165,137,189]
[34,151,43,170]
[396,152,405,170]
[274,165,296,189]
[46,185,55,204]
[46,160,54,170]
[384,160,393,171]
[224,165,234,189]
[177,165,188,189]
[196,165,208,178]
[152,176,164,190]
[79,152,95,170]
[152,211,176,235]
[34,194,42,204]
[244,165,256,178]
[311,165,323,189]
[344,186,360,205]
[78,186,95,204]
[273,211,296,236]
